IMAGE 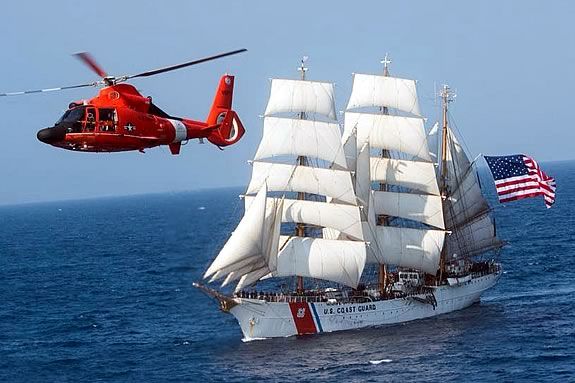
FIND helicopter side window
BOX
[99,108,116,132]
[84,108,96,132]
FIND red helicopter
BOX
[1,49,247,154]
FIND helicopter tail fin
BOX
[206,75,245,147]
[206,75,235,126]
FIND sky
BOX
[0,0,573,205]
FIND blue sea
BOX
[1,162,574,382]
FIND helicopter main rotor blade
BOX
[74,52,108,78]
[0,82,100,97]
[124,48,247,80]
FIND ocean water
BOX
[0,163,574,382]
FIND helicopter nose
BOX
[37,125,67,144]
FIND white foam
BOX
[241,337,268,343]
[369,359,392,365]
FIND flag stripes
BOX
[484,154,556,208]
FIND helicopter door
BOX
[84,107,97,132]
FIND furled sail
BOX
[264,79,336,120]
[346,73,422,117]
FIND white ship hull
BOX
[228,271,501,340]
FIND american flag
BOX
[484,154,556,208]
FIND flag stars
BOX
[485,154,556,208]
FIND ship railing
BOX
[236,292,328,303]
[235,292,379,304]
[235,289,433,304]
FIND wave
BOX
[369,359,392,365]
[241,337,268,343]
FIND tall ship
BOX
[195,57,504,340]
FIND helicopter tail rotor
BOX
[207,110,245,147]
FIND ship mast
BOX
[438,84,455,283]
[296,56,308,293]
[377,54,392,295]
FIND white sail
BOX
[221,259,266,287]
[355,143,371,208]
[204,185,268,279]
[208,255,260,282]
[263,196,284,272]
[245,196,363,241]
[346,73,421,116]
[246,161,357,205]
[344,112,431,162]
[444,128,490,228]
[254,117,347,168]
[370,157,440,196]
[212,196,283,288]
[342,125,357,172]
[264,79,336,120]
[427,121,440,163]
[276,236,366,288]
[363,224,444,273]
[235,267,272,292]
[446,214,503,258]
[372,190,445,229]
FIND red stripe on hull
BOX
[288,302,317,335]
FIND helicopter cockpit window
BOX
[99,108,116,132]
[57,106,85,133]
